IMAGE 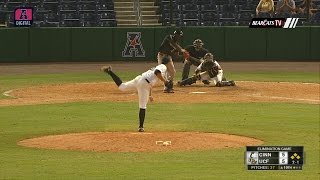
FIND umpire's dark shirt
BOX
[185,45,209,59]
[158,35,179,56]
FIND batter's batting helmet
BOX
[162,56,170,65]
[173,30,183,37]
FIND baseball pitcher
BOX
[101,57,171,132]
[177,53,236,87]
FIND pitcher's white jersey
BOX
[142,64,167,86]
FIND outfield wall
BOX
[0,27,319,62]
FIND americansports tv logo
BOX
[14,7,33,27]
[122,32,145,58]
[249,18,299,28]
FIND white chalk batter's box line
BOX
[237,81,319,85]
[247,94,320,103]
[156,141,172,146]
[2,90,15,98]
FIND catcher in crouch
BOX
[177,53,235,87]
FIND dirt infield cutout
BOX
[0,81,319,106]
[18,132,263,152]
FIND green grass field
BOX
[0,70,319,179]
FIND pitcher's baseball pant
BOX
[119,75,150,109]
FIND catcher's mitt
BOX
[164,80,173,89]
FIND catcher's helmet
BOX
[204,53,214,61]
[193,39,204,48]
[162,56,170,65]
[173,30,183,37]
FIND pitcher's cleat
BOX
[138,127,145,132]
[163,88,174,93]
[101,66,112,74]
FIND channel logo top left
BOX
[14,7,33,27]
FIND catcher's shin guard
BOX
[202,80,210,85]
[216,80,236,87]
[177,75,198,86]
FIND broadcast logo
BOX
[249,18,299,28]
[14,7,33,27]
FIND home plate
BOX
[130,133,153,135]
[190,92,207,94]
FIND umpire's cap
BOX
[162,56,170,65]
[173,30,183,37]
[193,39,204,47]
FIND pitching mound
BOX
[18,132,263,152]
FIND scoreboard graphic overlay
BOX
[246,146,304,170]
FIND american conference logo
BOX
[14,7,33,27]
[249,18,299,28]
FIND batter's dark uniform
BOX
[157,30,184,93]
[181,45,209,80]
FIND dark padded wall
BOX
[71,28,113,61]
[267,27,310,60]
[0,28,29,62]
[225,27,266,60]
[0,27,319,63]
[310,27,320,60]
[29,28,71,61]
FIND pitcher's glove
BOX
[164,80,173,89]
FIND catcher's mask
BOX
[162,56,170,65]
[204,53,214,61]
[193,39,204,50]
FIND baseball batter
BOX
[101,57,170,132]
[157,30,189,93]
[178,53,235,87]
[181,39,209,81]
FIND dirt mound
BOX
[18,132,263,152]
[1,81,319,106]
